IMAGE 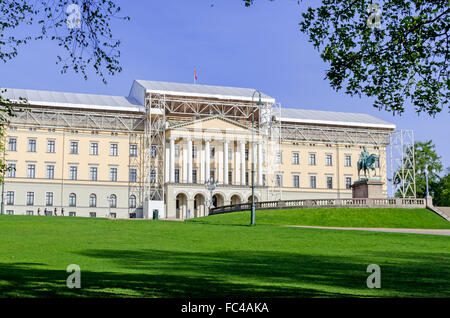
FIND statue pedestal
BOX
[352,179,384,198]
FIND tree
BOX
[431,167,450,206]
[245,0,449,116]
[0,0,129,179]
[394,140,442,198]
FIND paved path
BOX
[283,225,450,236]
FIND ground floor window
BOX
[346,177,352,190]
[26,211,33,216]
[69,212,76,217]
[89,212,96,218]
[6,210,14,215]
[110,213,117,219]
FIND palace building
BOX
[1,80,395,219]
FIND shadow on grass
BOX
[0,249,449,298]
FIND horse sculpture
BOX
[357,153,378,179]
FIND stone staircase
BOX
[427,206,450,222]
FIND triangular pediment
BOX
[169,115,251,132]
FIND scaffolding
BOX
[389,129,416,198]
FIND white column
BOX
[187,138,192,183]
[170,137,175,183]
[235,141,240,185]
[240,140,246,185]
[165,143,170,183]
[218,140,224,184]
[182,140,187,183]
[200,140,205,183]
[224,140,229,185]
[257,142,263,186]
[205,138,210,182]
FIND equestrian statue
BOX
[357,147,378,179]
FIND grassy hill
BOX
[0,214,449,298]
[188,208,450,229]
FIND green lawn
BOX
[189,208,450,229]
[0,213,449,298]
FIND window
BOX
[129,168,137,182]
[69,212,76,217]
[89,212,96,218]
[90,142,99,155]
[70,141,78,154]
[6,210,14,215]
[89,167,98,181]
[174,168,180,183]
[174,145,180,157]
[109,194,117,208]
[345,155,352,167]
[262,174,266,186]
[69,193,76,207]
[8,138,17,151]
[47,140,55,153]
[326,154,333,166]
[326,176,333,189]
[150,145,157,158]
[45,192,54,206]
[310,175,317,189]
[375,156,380,168]
[245,172,249,185]
[129,195,136,208]
[346,177,352,190]
[89,194,97,207]
[26,211,33,216]
[46,165,55,179]
[192,145,197,159]
[276,151,282,164]
[293,175,300,188]
[69,166,78,180]
[110,167,118,182]
[228,170,233,185]
[228,147,232,160]
[309,153,316,165]
[130,144,138,157]
[27,164,36,179]
[245,148,249,161]
[150,169,156,183]
[276,174,283,187]
[28,139,36,152]
[26,192,35,206]
[7,163,16,178]
[110,213,117,219]
[292,152,299,165]
[210,147,215,159]
[6,191,14,205]
[192,169,198,184]
[210,170,215,181]
[110,143,118,156]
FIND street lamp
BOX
[205,175,217,213]
[417,163,436,197]
[250,90,263,226]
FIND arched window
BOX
[129,195,136,208]
[150,168,156,184]
[109,194,117,208]
[69,193,76,207]
[89,194,97,207]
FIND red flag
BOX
[194,70,198,83]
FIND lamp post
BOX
[417,163,436,197]
[250,91,263,226]
[205,175,217,214]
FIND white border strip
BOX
[277,116,396,129]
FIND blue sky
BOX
[1,0,449,169]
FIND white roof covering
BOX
[278,107,395,129]
[1,88,144,112]
[131,80,275,103]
